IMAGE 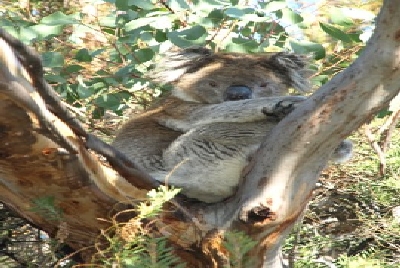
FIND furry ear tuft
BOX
[149,47,214,83]
[268,52,311,92]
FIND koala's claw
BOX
[263,100,298,120]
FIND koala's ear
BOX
[149,47,214,83]
[268,53,311,92]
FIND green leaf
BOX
[92,82,107,91]
[376,109,392,118]
[75,49,93,62]
[99,15,117,28]
[125,17,155,31]
[41,12,77,25]
[133,48,155,63]
[320,23,353,43]
[290,40,326,60]
[125,15,172,31]
[241,27,252,37]
[129,0,156,10]
[95,92,130,109]
[167,0,190,10]
[115,0,129,10]
[330,7,354,26]
[348,33,362,43]
[193,0,231,12]
[116,10,138,26]
[44,74,67,83]
[167,25,207,47]
[311,74,329,87]
[183,25,207,40]
[116,0,155,10]
[41,52,64,68]
[281,8,303,24]
[140,32,154,42]
[18,27,39,43]
[224,7,245,18]
[261,1,287,13]
[31,196,63,220]
[65,64,85,74]
[77,85,94,99]
[115,65,135,78]
[155,30,167,42]
[28,25,64,39]
[225,37,259,52]
[241,13,270,23]
[206,9,224,25]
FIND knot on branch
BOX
[241,204,277,224]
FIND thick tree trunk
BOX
[1,1,400,266]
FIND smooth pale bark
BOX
[1,1,399,267]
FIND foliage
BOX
[223,231,258,267]
[30,196,64,222]
[137,186,181,219]
[91,186,184,267]
[0,0,376,120]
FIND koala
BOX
[113,47,352,203]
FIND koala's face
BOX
[151,48,310,104]
[172,59,290,103]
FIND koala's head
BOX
[150,47,310,104]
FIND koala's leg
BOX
[152,122,274,203]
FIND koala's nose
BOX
[224,85,252,101]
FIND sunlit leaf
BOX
[224,7,245,18]
[125,15,172,31]
[281,8,303,24]
[99,16,117,28]
[41,12,77,25]
[41,52,64,68]
[225,37,259,52]
[330,7,354,26]
[320,23,353,43]
[290,40,325,60]
[76,84,94,99]
[29,25,64,39]
[130,0,156,9]
[167,25,207,47]
[167,0,190,10]
[18,27,39,43]
[261,1,287,13]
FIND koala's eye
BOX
[260,82,269,88]
[224,85,252,101]
[209,81,218,87]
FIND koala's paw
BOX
[331,139,353,163]
[262,99,300,120]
